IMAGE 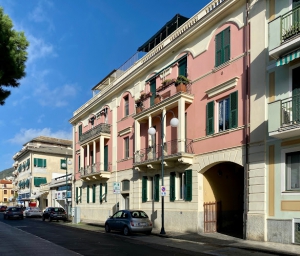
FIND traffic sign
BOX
[113,182,120,194]
[161,186,166,196]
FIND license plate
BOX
[14,215,19,217]
[138,223,146,226]
[57,215,61,217]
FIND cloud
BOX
[29,0,55,31]
[12,95,30,106]
[27,34,56,63]
[37,114,45,123]
[8,128,72,145]
[34,82,77,107]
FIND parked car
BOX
[42,207,67,222]
[3,207,24,220]
[24,207,43,218]
[105,210,152,236]
[0,205,7,212]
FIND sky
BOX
[0,0,210,171]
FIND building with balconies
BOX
[70,0,267,240]
[267,0,300,245]
[0,180,14,204]
[12,136,73,209]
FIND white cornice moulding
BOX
[118,127,132,137]
[205,76,239,98]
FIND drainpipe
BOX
[243,0,250,240]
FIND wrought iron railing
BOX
[281,94,300,125]
[282,6,300,41]
[134,139,194,164]
[80,162,110,177]
[79,123,111,143]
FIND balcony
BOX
[268,95,300,139]
[135,82,194,117]
[79,123,111,144]
[134,139,194,171]
[269,6,300,59]
[80,162,111,181]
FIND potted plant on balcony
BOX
[135,99,143,114]
[175,75,191,92]
[154,93,162,104]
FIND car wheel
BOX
[105,224,111,233]
[42,216,45,221]
[123,226,130,236]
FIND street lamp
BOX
[61,158,72,220]
[148,110,179,234]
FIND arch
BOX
[116,90,134,108]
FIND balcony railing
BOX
[79,123,111,143]
[281,95,300,125]
[135,83,193,114]
[134,139,194,164]
[80,162,110,177]
[282,6,300,42]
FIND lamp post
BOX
[62,158,72,220]
[148,111,179,235]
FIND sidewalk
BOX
[59,220,300,256]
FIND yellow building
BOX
[0,180,14,204]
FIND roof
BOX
[24,136,72,147]
[137,14,189,52]
[0,180,12,184]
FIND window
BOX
[170,170,192,202]
[11,190,14,195]
[286,151,300,191]
[80,187,82,203]
[33,158,47,168]
[206,91,238,135]
[78,124,82,140]
[76,187,79,204]
[4,190,7,195]
[92,184,96,203]
[33,177,47,187]
[78,155,80,173]
[122,180,130,191]
[87,185,90,203]
[178,56,187,77]
[124,96,129,117]
[100,183,107,203]
[215,27,230,67]
[4,198,7,202]
[150,79,156,106]
[61,159,66,170]
[170,172,176,202]
[124,137,129,158]
[142,176,148,202]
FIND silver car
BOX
[105,210,152,236]
[24,207,43,217]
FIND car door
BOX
[110,211,123,230]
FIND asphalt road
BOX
[0,213,281,256]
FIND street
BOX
[0,213,285,256]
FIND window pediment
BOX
[205,77,239,98]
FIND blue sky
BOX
[0,0,209,171]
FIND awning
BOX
[29,191,49,200]
[276,49,300,66]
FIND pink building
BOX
[70,0,266,240]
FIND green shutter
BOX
[78,156,80,172]
[33,177,47,187]
[34,158,37,167]
[87,185,90,203]
[206,101,214,135]
[104,145,108,171]
[92,184,96,203]
[104,183,107,202]
[229,91,238,128]
[170,172,175,202]
[43,159,47,168]
[185,169,192,201]
[154,174,160,202]
[223,27,230,63]
[178,57,187,77]
[76,187,78,204]
[150,79,156,106]
[61,159,66,169]
[100,183,103,203]
[142,176,147,202]
[78,125,82,140]
[26,159,30,167]
[80,187,82,203]
[215,32,223,67]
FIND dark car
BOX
[42,207,67,222]
[105,210,152,236]
[3,207,24,220]
[0,205,7,212]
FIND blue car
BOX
[105,210,152,236]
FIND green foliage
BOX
[175,75,191,86]
[0,7,29,105]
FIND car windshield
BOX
[51,208,65,212]
[130,211,148,218]
[9,208,21,212]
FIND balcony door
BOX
[292,66,300,123]
[104,145,108,171]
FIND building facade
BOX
[267,0,300,244]
[12,136,73,209]
[0,180,14,204]
[70,0,267,241]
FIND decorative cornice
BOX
[205,76,239,98]
[118,127,132,137]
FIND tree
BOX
[0,7,29,105]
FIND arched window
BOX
[122,180,130,191]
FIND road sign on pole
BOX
[161,186,166,196]
[113,182,120,194]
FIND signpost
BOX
[113,182,120,194]
[161,186,166,196]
